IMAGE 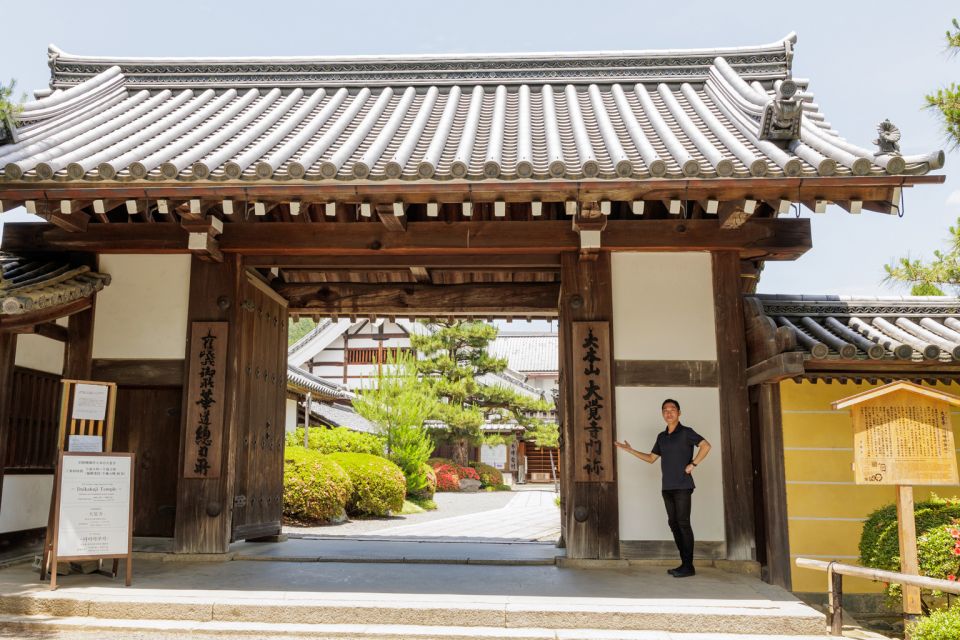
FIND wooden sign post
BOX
[833,382,960,628]
[47,452,134,590]
[571,322,614,482]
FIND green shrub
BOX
[283,446,352,524]
[410,463,437,500]
[859,495,960,599]
[327,452,406,517]
[286,426,384,455]
[909,606,960,640]
[469,462,503,487]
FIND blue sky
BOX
[1,0,957,296]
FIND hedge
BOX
[469,461,503,488]
[327,452,406,516]
[908,607,960,640]
[286,425,383,455]
[283,446,352,524]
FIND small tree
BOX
[0,79,25,144]
[352,352,437,496]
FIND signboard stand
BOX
[833,381,960,626]
[40,379,119,583]
[46,452,134,590]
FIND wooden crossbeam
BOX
[26,201,89,233]
[0,199,24,213]
[409,266,431,283]
[375,203,407,231]
[719,199,757,229]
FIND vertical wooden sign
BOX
[183,322,228,478]
[572,322,613,482]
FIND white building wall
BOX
[92,255,191,359]
[610,252,725,545]
[285,398,298,434]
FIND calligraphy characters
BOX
[581,328,604,478]
[194,329,217,476]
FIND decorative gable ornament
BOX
[758,78,803,141]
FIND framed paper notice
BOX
[71,383,109,421]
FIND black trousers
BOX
[661,489,694,568]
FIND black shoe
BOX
[667,565,684,576]
[672,566,696,578]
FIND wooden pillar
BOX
[63,304,95,380]
[0,333,17,508]
[174,255,242,553]
[559,252,619,559]
[757,382,791,588]
[712,252,756,561]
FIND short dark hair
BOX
[661,398,681,412]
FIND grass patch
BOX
[407,496,437,511]
[400,499,425,515]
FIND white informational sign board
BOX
[481,444,507,470]
[67,435,103,452]
[71,384,109,421]
[55,454,132,557]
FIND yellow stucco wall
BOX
[781,379,960,593]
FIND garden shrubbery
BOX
[429,458,481,491]
[469,461,503,488]
[286,425,384,455]
[283,446,352,524]
[328,452,406,516]
[909,606,960,640]
[409,462,437,500]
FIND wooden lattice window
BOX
[4,367,61,472]
[345,347,409,365]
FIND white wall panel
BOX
[611,253,716,360]
[15,334,64,374]
[93,255,191,359]
[0,475,53,533]
[285,398,298,433]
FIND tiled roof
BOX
[286,364,354,400]
[311,402,377,434]
[490,334,558,373]
[0,35,942,185]
[0,253,110,315]
[756,295,960,363]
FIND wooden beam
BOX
[246,254,562,269]
[34,322,70,342]
[63,304,95,380]
[755,383,792,590]
[409,266,431,283]
[0,334,16,509]
[614,360,718,387]
[746,352,805,386]
[376,203,407,231]
[278,282,560,315]
[0,199,24,213]
[719,199,757,229]
[712,251,756,561]
[27,200,89,233]
[92,358,185,387]
[0,297,92,332]
[3,220,813,262]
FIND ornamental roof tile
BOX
[0,252,110,315]
[0,36,943,185]
[286,364,355,400]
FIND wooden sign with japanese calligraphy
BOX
[834,383,960,486]
[572,321,613,482]
[183,322,228,479]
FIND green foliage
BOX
[469,461,503,487]
[925,18,960,148]
[913,282,947,296]
[415,462,437,499]
[286,425,384,456]
[327,452,406,516]
[909,606,960,640]
[408,495,437,511]
[528,420,559,448]
[859,496,960,599]
[413,321,553,465]
[0,79,25,143]
[353,352,437,497]
[288,318,318,346]
[885,218,960,294]
[282,446,352,524]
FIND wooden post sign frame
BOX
[833,381,960,626]
[45,452,135,590]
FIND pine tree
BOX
[412,321,551,466]
[0,79,24,144]
[926,19,960,148]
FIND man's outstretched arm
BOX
[615,440,659,464]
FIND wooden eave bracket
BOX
[375,203,407,232]
[719,198,757,230]
[746,351,805,386]
[183,215,224,262]
[26,199,89,232]
[572,201,607,261]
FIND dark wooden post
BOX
[757,382,791,588]
[63,305,95,380]
[0,333,17,508]
[174,255,242,553]
[712,252,756,561]
[559,252,619,559]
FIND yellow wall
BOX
[781,379,960,593]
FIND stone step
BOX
[0,615,833,640]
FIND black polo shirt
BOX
[651,424,704,491]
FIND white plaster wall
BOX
[611,253,716,360]
[615,386,724,542]
[285,398,298,433]
[92,255,191,359]
[15,334,64,374]
[0,475,53,533]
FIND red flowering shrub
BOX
[459,465,480,481]
[434,464,460,492]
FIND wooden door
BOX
[113,386,182,537]
[231,278,288,541]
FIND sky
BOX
[0,0,958,298]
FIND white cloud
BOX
[948,189,960,206]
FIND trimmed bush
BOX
[434,463,461,492]
[469,462,503,487]
[283,446,352,524]
[327,452,406,516]
[410,462,437,500]
[860,495,960,598]
[286,426,384,455]
[909,606,960,640]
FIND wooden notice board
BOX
[572,321,613,482]
[183,321,228,478]
[48,452,134,590]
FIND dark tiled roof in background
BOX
[286,364,354,400]
[310,402,377,434]
[756,295,960,362]
[0,253,110,315]
[490,333,558,373]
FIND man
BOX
[615,399,711,578]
